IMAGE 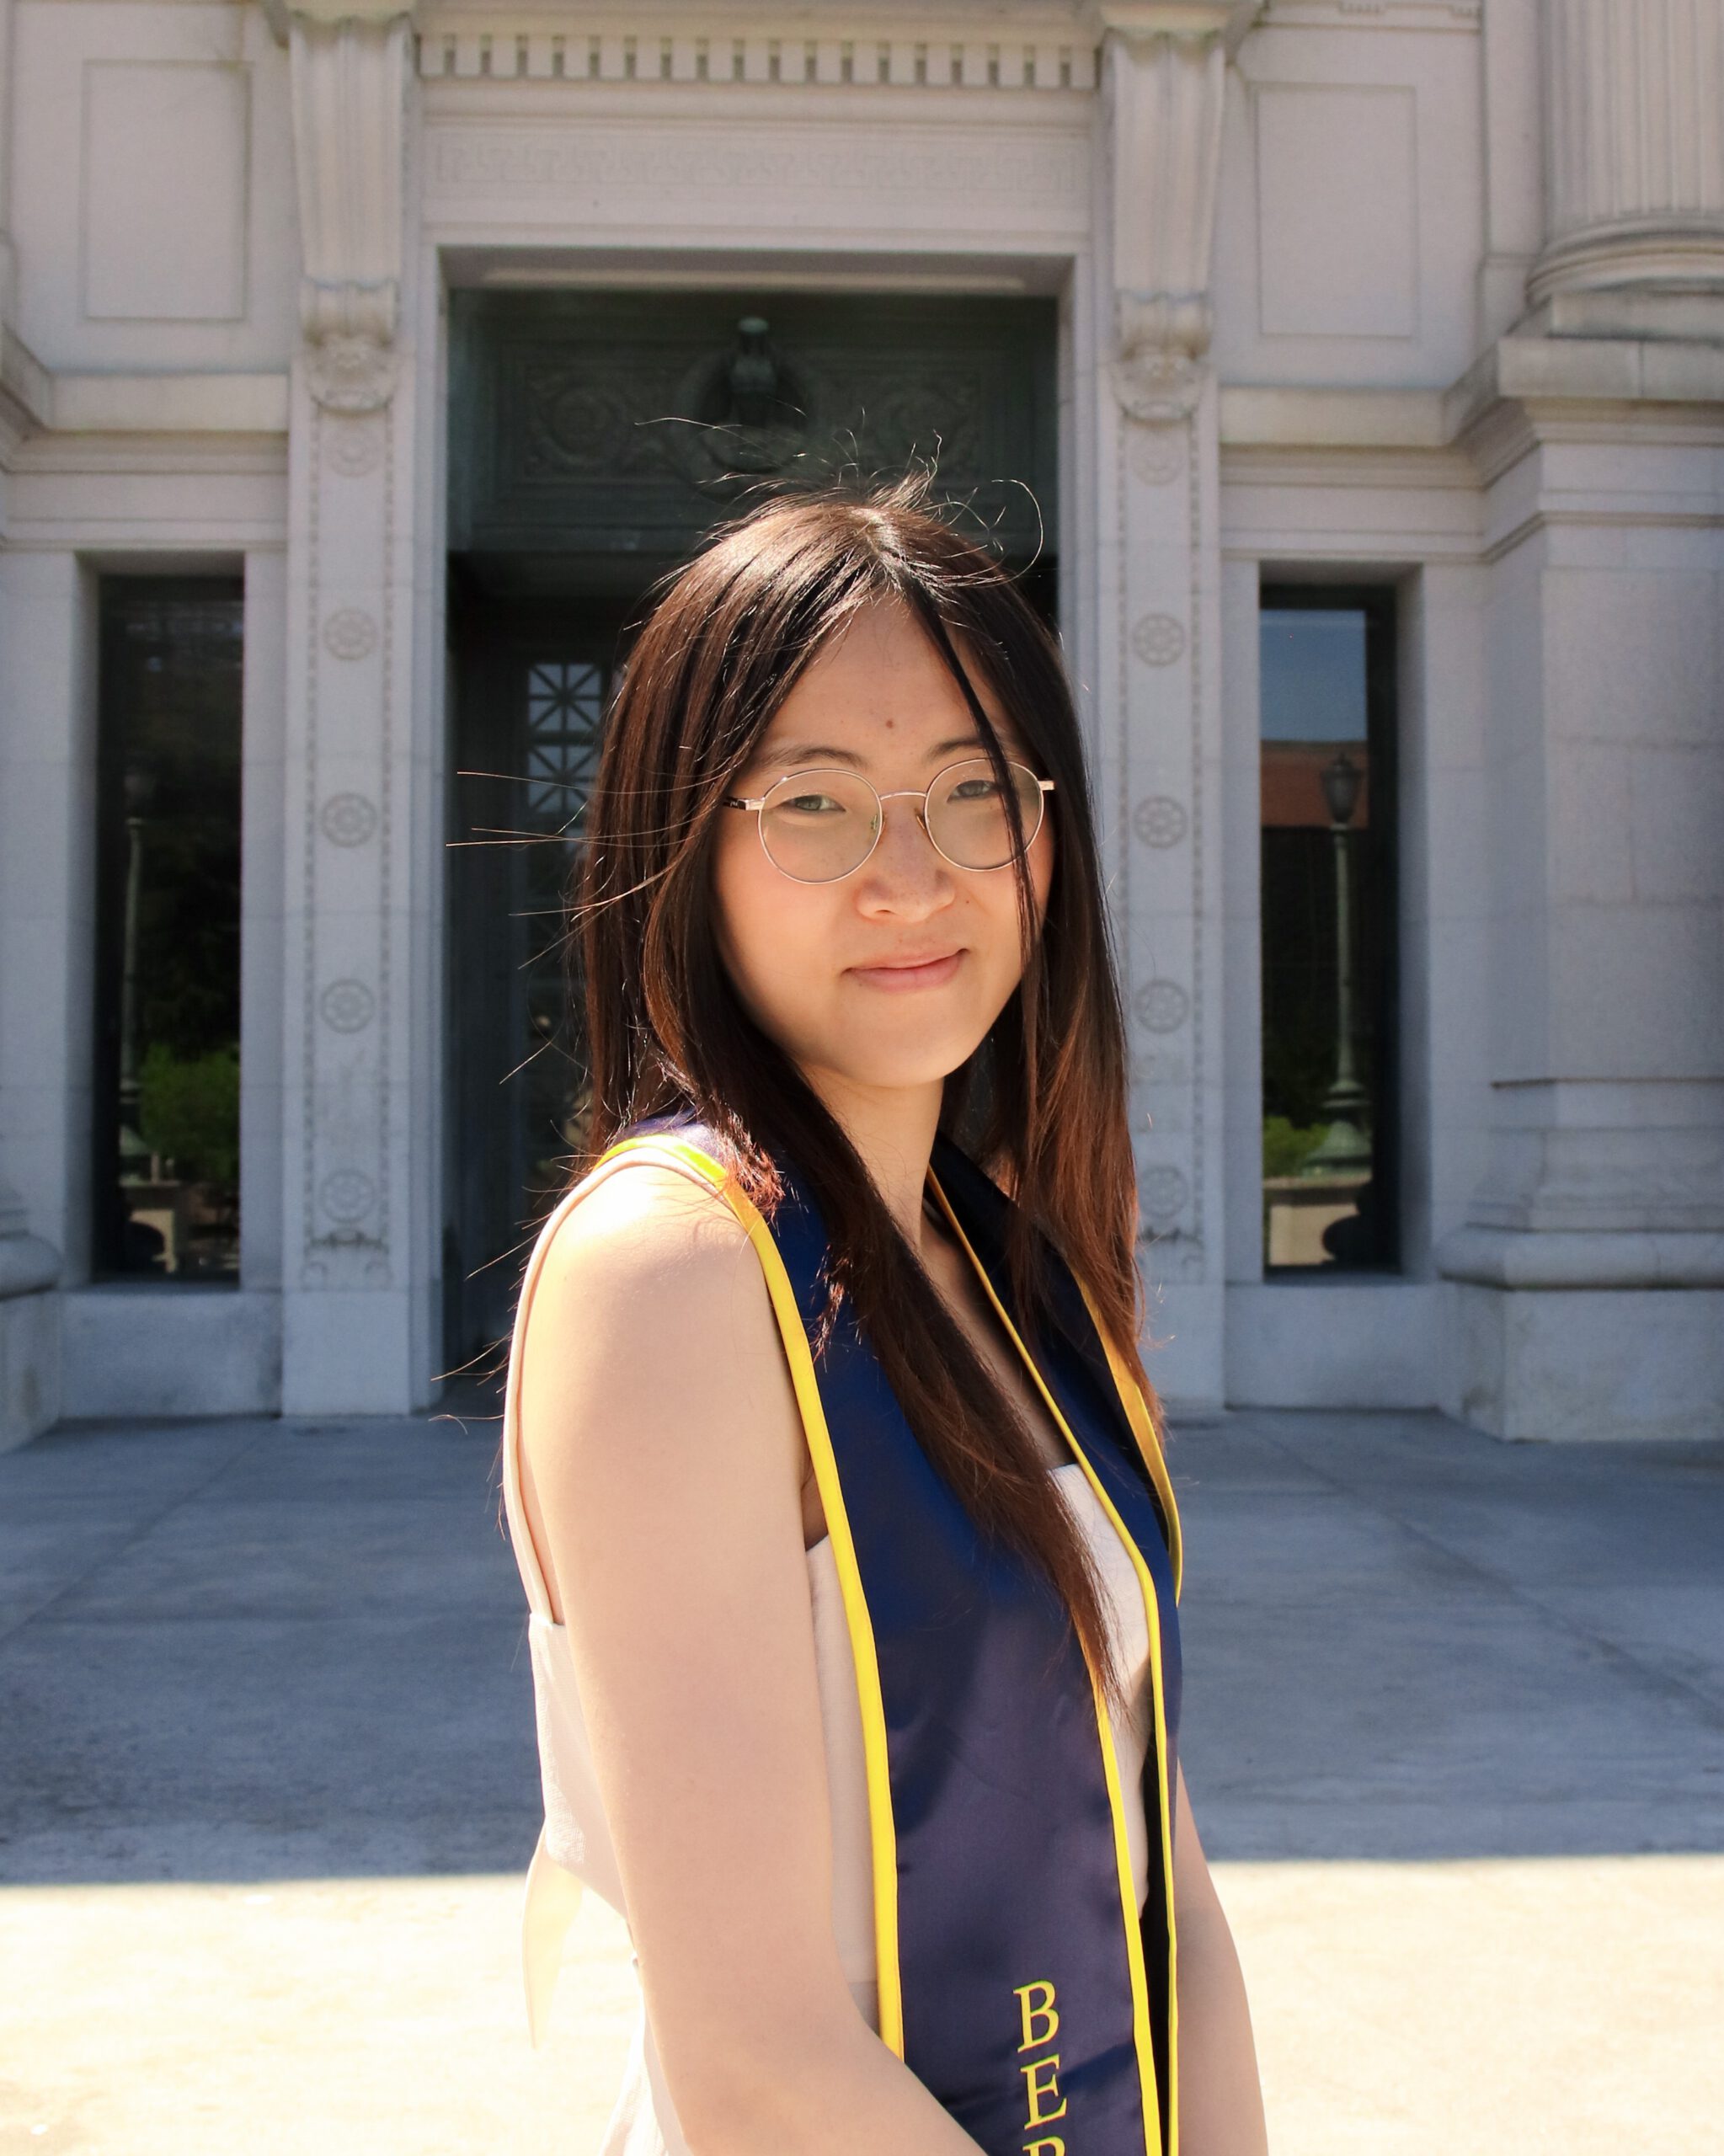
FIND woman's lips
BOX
[846,950,963,991]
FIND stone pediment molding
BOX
[288,7,415,410]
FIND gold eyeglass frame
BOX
[720,757,1056,886]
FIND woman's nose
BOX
[858,793,953,900]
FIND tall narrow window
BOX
[92,579,244,1280]
[1258,586,1401,1273]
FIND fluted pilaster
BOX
[1094,2,1260,419]
[289,7,412,410]
[1533,0,1724,317]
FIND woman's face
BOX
[709,596,1055,1102]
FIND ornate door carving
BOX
[450,288,1057,587]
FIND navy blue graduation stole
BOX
[606,1113,1184,2156]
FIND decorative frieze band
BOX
[419,27,1099,87]
[424,120,1090,218]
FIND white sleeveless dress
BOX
[500,1187,1158,2156]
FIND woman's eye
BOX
[949,778,1004,802]
[781,792,848,816]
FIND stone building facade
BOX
[1,0,1720,1444]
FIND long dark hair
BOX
[573,473,1166,1716]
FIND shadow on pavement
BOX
[1,1403,1720,1884]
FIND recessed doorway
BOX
[441,286,1058,1380]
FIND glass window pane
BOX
[93,581,244,1281]
[1259,597,1398,1273]
[1260,609,1367,742]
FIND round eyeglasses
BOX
[722,757,1055,885]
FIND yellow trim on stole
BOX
[594,1134,908,2060]
[926,1171,1178,2156]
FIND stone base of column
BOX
[1437,1229,1724,1443]
[1523,286,1724,346]
[1138,1281,1228,1420]
[282,1289,424,1417]
[0,1270,60,1452]
[0,1184,61,1450]
[61,1289,280,1420]
[1529,221,1724,311]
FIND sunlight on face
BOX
[709,596,1055,1104]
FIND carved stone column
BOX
[281,6,427,1412]
[1530,0,1724,337]
[1088,3,1258,1406]
[1434,0,1724,1439]
[0,0,56,1438]
[0,0,16,328]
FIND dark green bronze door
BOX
[443,590,635,1374]
[442,289,1058,1383]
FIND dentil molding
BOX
[420,23,1100,85]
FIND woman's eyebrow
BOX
[752,742,867,769]
[748,734,999,771]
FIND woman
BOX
[500,478,1268,2154]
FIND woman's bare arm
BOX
[1172,1759,1270,2156]
[517,1163,985,2156]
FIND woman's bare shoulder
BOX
[536,1154,755,1291]
[517,1152,798,1513]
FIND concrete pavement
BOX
[2,1404,1721,2152]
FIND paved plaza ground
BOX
[2,1403,1721,2153]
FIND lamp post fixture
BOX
[1300,748,1374,1178]
[116,767,154,1179]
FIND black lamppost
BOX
[116,767,155,1178]
[1301,748,1374,1177]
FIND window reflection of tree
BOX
[95,586,243,1282]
